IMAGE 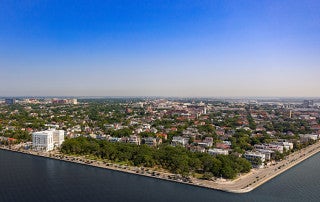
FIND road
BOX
[192,140,320,193]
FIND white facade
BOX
[277,142,294,150]
[171,136,189,147]
[129,135,141,145]
[244,151,266,162]
[71,99,78,105]
[254,144,284,153]
[143,137,157,146]
[255,149,274,161]
[52,130,65,147]
[244,151,266,168]
[299,134,319,141]
[32,131,54,151]
[208,148,229,156]
[32,129,65,151]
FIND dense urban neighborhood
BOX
[1,97,320,181]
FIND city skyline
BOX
[1,0,319,97]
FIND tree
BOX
[61,137,252,179]
[251,157,263,166]
[202,172,213,180]
[274,151,284,161]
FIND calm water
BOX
[1,150,320,202]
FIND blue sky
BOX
[0,0,319,97]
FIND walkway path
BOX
[1,140,320,193]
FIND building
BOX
[171,136,189,147]
[32,131,54,151]
[109,137,121,143]
[132,102,144,108]
[303,100,314,108]
[254,144,284,153]
[71,99,78,105]
[255,149,274,161]
[201,137,214,147]
[299,134,319,142]
[52,130,65,147]
[215,141,231,150]
[5,98,16,105]
[0,136,17,144]
[128,135,141,145]
[32,129,65,151]
[156,133,168,140]
[244,151,265,168]
[276,141,294,150]
[189,145,206,153]
[142,137,162,147]
[208,148,229,156]
[45,124,59,129]
[203,107,207,114]
[51,98,78,104]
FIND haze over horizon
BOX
[1,0,319,97]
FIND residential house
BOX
[171,136,189,147]
[208,148,229,156]
[244,151,265,168]
[129,135,141,145]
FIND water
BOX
[1,150,320,202]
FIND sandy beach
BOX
[1,140,320,193]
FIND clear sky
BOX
[0,0,319,97]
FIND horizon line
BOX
[1,95,320,99]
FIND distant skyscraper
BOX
[5,98,16,105]
[303,100,314,108]
[51,98,78,104]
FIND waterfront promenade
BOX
[1,140,320,193]
[201,140,320,193]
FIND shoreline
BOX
[1,141,320,194]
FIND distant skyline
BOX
[1,0,319,97]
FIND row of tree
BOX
[61,137,252,179]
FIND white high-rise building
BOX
[32,129,65,151]
[32,131,54,151]
[203,107,207,114]
[52,129,65,147]
[71,99,78,105]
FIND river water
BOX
[0,149,320,202]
